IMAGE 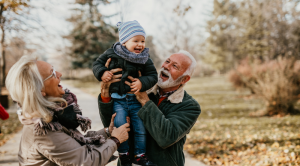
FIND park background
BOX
[0,0,300,165]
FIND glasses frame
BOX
[43,67,57,82]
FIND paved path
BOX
[0,83,206,166]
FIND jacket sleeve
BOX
[139,58,158,92]
[137,99,201,149]
[97,94,114,127]
[85,128,108,139]
[92,51,109,81]
[35,130,117,166]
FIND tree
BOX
[66,0,118,69]
[221,0,300,115]
[145,36,161,69]
[155,0,202,59]
[0,0,30,89]
[5,37,35,73]
[205,0,300,73]
[204,0,239,72]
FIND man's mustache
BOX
[160,68,171,78]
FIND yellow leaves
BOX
[0,113,22,147]
[185,122,300,165]
[271,142,279,148]
[0,0,29,14]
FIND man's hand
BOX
[135,91,150,106]
[101,58,122,98]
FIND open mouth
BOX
[58,84,63,88]
[134,48,142,53]
[160,71,169,79]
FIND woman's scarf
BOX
[18,89,105,150]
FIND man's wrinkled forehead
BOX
[168,53,192,69]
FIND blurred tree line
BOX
[0,0,31,90]
[205,0,300,73]
[206,0,300,116]
[65,0,118,69]
[65,0,162,70]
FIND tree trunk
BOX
[1,24,5,88]
[2,45,5,87]
[0,4,3,91]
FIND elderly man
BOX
[98,50,201,166]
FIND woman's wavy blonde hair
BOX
[6,55,66,123]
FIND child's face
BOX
[122,35,145,54]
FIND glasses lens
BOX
[53,68,57,78]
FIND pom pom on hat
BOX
[117,20,146,44]
[116,22,122,28]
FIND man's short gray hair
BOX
[177,50,197,76]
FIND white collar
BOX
[147,84,185,103]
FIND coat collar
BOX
[147,84,185,103]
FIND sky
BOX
[26,0,213,62]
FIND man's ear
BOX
[122,43,126,46]
[181,75,190,85]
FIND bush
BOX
[228,59,253,92]
[229,57,300,116]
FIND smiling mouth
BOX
[160,71,169,79]
[134,48,142,53]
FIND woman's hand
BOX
[101,58,122,97]
[109,113,130,134]
[111,123,130,143]
[108,113,116,134]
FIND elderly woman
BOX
[5,55,129,166]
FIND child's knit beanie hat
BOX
[117,20,146,44]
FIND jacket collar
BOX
[147,84,185,103]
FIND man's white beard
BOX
[157,68,184,89]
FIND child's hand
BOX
[101,71,113,83]
[130,79,142,94]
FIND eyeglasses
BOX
[43,67,57,82]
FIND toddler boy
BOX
[92,20,158,166]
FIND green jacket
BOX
[98,85,201,166]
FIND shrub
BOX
[229,57,300,116]
[228,59,254,92]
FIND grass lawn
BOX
[185,76,300,166]
[63,76,300,166]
